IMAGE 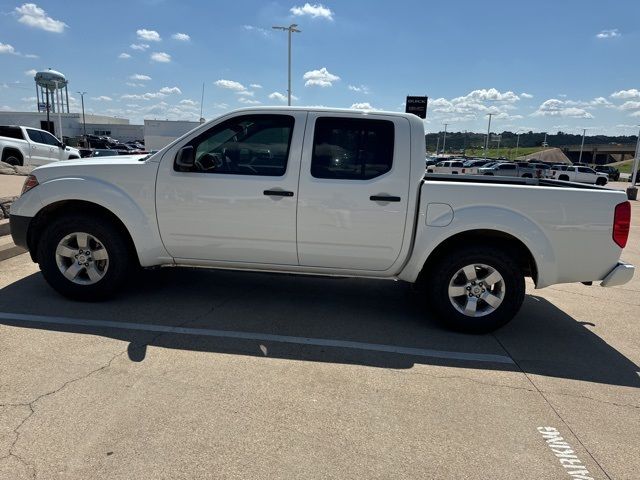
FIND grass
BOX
[461,146,543,160]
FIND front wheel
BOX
[37,214,133,300]
[424,246,525,333]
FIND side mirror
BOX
[60,143,66,149]
[175,146,195,169]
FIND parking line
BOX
[0,312,515,364]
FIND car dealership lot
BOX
[0,199,637,479]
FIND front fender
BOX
[398,205,557,288]
[11,176,170,267]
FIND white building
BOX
[144,119,200,151]
[0,111,144,142]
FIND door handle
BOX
[370,195,401,202]
[264,190,294,197]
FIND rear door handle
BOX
[370,195,401,202]
[264,190,294,197]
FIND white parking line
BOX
[0,312,515,364]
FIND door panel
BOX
[25,129,48,166]
[155,112,306,264]
[296,114,411,271]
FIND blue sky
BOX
[1,0,640,135]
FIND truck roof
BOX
[227,105,422,120]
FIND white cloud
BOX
[238,98,262,105]
[619,101,640,111]
[121,92,167,100]
[24,69,37,76]
[91,96,112,101]
[214,79,246,91]
[611,89,640,99]
[630,111,640,117]
[171,32,190,41]
[212,103,229,109]
[15,3,67,33]
[0,43,16,55]
[118,52,131,59]
[250,84,263,89]
[290,3,334,20]
[351,102,374,110]
[521,92,533,99]
[137,28,161,41]
[180,99,198,106]
[236,90,255,97]
[531,99,594,118]
[596,29,620,39]
[126,82,145,87]
[303,67,340,87]
[243,25,270,37]
[453,88,520,104]
[130,43,149,51]
[159,86,182,94]
[130,74,151,81]
[24,53,38,58]
[151,52,171,63]
[348,84,370,94]
[268,91,299,102]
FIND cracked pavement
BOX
[0,198,638,479]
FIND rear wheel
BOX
[424,246,525,333]
[37,214,133,300]
[596,177,607,186]
[558,174,569,181]
[2,151,23,166]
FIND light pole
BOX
[578,128,586,164]
[442,123,449,155]
[53,80,63,140]
[496,134,501,158]
[484,113,493,159]
[435,136,440,156]
[515,131,521,160]
[272,24,301,106]
[77,91,87,137]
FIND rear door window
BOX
[26,129,45,144]
[0,126,24,139]
[311,117,394,180]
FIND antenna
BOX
[199,82,205,123]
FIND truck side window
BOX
[183,114,294,176]
[311,117,394,180]
[26,129,45,144]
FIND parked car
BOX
[429,160,467,174]
[9,107,635,333]
[595,165,621,181]
[549,165,609,185]
[478,162,537,178]
[463,159,493,174]
[0,125,80,166]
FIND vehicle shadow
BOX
[0,267,638,388]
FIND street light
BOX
[578,128,587,164]
[442,123,449,155]
[515,130,522,160]
[77,91,87,137]
[272,24,301,106]
[484,113,493,159]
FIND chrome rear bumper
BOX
[601,262,635,287]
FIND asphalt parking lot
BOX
[0,189,638,479]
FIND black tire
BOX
[596,177,607,186]
[424,246,525,333]
[37,214,133,301]
[2,151,23,166]
[522,174,532,178]
[558,175,569,181]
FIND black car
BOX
[594,165,620,181]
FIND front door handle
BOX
[370,195,401,202]
[264,190,294,197]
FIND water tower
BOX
[34,69,69,138]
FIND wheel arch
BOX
[27,200,138,265]
[414,229,539,287]
[1,147,24,165]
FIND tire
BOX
[596,177,607,186]
[558,175,569,181]
[2,151,23,166]
[424,246,525,333]
[37,214,133,301]
[522,174,532,178]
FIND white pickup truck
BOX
[549,165,609,185]
[9,107,635,332]
[0,125,80,166]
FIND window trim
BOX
[177,114,295,177]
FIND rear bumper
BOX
[9,214,31,250]
[600,262,635,287]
